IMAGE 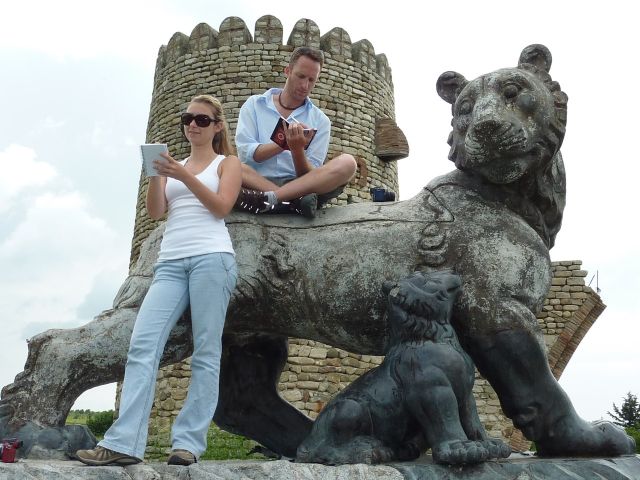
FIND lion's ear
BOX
[436,71,468,105]
[519,44,552,73]
[382,281,395,295]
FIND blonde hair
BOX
[189,94,235,155]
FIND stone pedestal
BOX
[2,455,638,479]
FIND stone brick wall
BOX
[130,15,403,267]
[145,260,604,453]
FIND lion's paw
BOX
[432,439,489,465]
[481,438,511,459]
[296,436,394,465]
[537,419,636,457]
[395,439,423,461]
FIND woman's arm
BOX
[155,152,242,218]
[146,174,168,220]
[195,155,242,217]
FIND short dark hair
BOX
[289,46,324,68]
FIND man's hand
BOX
[285,120,315,176]
[284,119,309,153]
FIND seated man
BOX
[234,46,357,218]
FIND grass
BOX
[67,410,270,460]
[201,424,269,461]
[65,409,92,426]
[145,424,270,461]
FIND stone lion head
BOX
[435,45,567,248]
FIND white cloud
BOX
[0,146,129,401]
[0,190,124,333]
[74,384,118,411]
[43,116,67,129]
[91,123,109,147]
[0,1,193,65]
[559,308,640,420]
[0,145,58,213]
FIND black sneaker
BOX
[291,193,318,218]
[234,188,274,214]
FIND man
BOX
[234,46,357,218]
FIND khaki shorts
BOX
[267,177,345,207]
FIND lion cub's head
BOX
[383,270,461,346]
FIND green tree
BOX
[607,392,640,428]
[86,410,115,438]
[626,426,640,453]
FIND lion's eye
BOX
[456,117,471,131]
[503,84,521,99]
[457,99,473,115]
[516,92,536,113]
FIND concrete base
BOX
[0,455,638,479]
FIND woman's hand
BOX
[154,152,189,181]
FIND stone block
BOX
[309,348,328,359]
[281,389,303,402]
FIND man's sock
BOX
[264,191,278,209]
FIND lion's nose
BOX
[471,119,512,149]
[473,119,503,137]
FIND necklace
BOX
[278,94,305,111]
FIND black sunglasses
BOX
[180,113,219,127]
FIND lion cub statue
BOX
[296,270,511,465]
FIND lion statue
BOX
[1,44,635,460]
[296,270,511,465]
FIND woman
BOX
[76,94,241,466]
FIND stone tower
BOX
[130,15,408,266]
[125,15,408,456]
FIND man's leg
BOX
[240,164,280,191]
[273,154,356,202]
[235,165,281,213]
[235,154,356,215]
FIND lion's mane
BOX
[384,271,462,350]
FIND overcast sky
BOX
[1,1,638,423]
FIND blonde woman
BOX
[76,95,241,466]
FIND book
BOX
[140,144,168,177]
[270,117,317,151]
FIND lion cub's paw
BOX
[432,439,489,465]
[482,438,511,459]
[367,446,395,464]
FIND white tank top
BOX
[158,154,234,261]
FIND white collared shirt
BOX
[235,88,331,181]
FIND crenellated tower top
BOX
[155,16,393,83]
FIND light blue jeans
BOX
[99,252,236,459]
